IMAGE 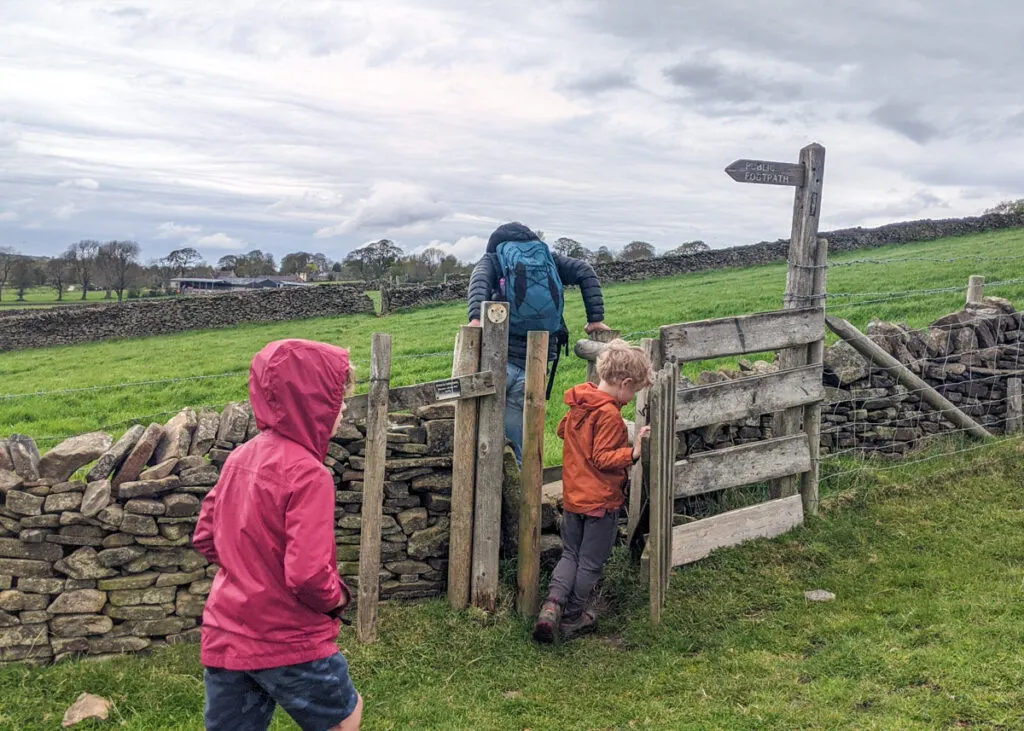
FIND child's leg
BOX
[252,652,361,731]
[564,509,619,619]
[545,510,585,606]
[204,667,277,731]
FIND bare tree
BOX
[66,240,101,300]
[668,240,710,257]
[619,240,656,262]
[0,246,16,302]
[47,255,73,301]
[594,246,615,265]
[98,240,141,301]
[419,247,446,278]
[163,247,204,278]
[11,256,39,301]
[553,237,595,263]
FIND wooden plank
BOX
[1007,378,1023,434]
[447,326,481,611]
[801,238,828,517]
[827,316,991,440]
[517,331,548,617]
[671,495,804,566]
[649,367,667,625]
[627,338,661,546]
[345,371,495,421]
[471,302,509,612]
[725,159,805,187]
[585,329,620,384]
[660,308,824,364]
[663,365,677,596]
[674,435,811,498]
[675,365,823,431]
[357,333,391,644]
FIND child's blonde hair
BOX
[596,339,655,390]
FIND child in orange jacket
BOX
[533,340,654,642]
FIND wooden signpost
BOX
[725,159,806,187]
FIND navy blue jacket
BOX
[468,223,605,366]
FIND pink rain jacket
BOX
[194,339,352,671]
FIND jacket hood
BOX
[249,339,351,460]
[565,380,618,427]
[486,222,541,253]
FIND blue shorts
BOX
[204,652,360,731]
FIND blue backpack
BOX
[495,240,568,397]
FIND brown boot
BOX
[560,609,597,640]
[532,600,562,644]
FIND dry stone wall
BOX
[0,402,476,665]
[0,285,375,352]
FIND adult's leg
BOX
[503,362,527,463]
[564,510,620,619]
[204,667,277,731]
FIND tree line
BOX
[0,235,710,303]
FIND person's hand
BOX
[633,425,651,460]
[585,321,611,335]
[469,319,481,328]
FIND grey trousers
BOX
[547,509,619,618]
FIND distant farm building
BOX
[170,276,309,293]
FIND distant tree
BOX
[344,239,403,280]
[985,199,1024,216]
[419,247,446,278]
[280,251,314,276]
[553,237,595,263]
[163,247,204,278]
[10,256,38,301]
[331,262,342,273]
[66,240,101,300]
[535,229,546,241]
[619,240,656,262]
[667,240,710,257]
[0,246,16,302]
[233,250,277,277]
[311,253,332,275]
[98,240,141,302]
[594,246,615,265]
[216,255,237,272]
[47,255,73,301]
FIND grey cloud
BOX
[562,70,636,95]
[869,102,940,144]
[663,59,802,106]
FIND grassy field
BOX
[0,287,151,308]
[1,438,1022,729]
[2,228,1024,465]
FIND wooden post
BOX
[967,275,985,306]
[626,338,663,545]
[1007,378,1023,434]
[586,329,621,385]
[649,369,665,625]
[826,315,991,440]
[773,143,826,500]
[448,326,481,610]
[471,301,509,612]
[801,238,828,517]
[516,331,548,616]
[357,333,392,643]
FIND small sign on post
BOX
[725,159,805,187]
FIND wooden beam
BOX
[674,434,811,498]
[626,338,661,546]
[675,365,823,431]
[357,333,391,644]
[585,329,620,384]
[826,315,991,441]
[659,308,824,364]
[516,331,548,617]
[671,495,804,566]
[345,371,495,422]
[801,238,828,517]
[472,302,509,612]
[447,326,481,611]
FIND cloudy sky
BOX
[1,0,1020,265]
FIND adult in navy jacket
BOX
[468,222,609,460]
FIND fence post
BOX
[472,301,509,612]
[357,332,392,643]
[627,337,663,546]
[1006,378,1022,434]
[967,275,985,306]
[801,238,828,517]
[516,331,548,616]
[448,326,481,610]
[773,143,826,500]
[648,363,676,625]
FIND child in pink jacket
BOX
[194,338,362,731]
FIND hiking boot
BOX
[532,600,562,644]
[560,610,597,640]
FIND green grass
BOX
[0,287,157,308]
[1,438,1022,729]
[2,229,1024,465]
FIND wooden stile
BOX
[671,495,804,566]
[674,434,811,498]
[675,365,823,431]
[357,333,392,643]
[660,308,824,364]
[801,238,828,516]
[648,363,676,624]
[448,326,481,610]
[344,371,495,422]
[516,331,548,616]
[471,302,509,612]
[627,338,662,546]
